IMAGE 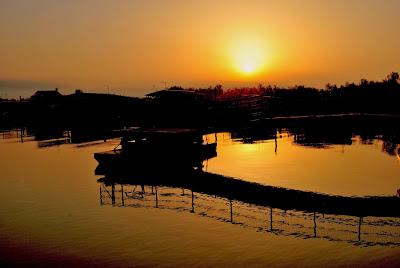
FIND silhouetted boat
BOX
[94,128,217,172]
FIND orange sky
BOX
[0,0,399,98]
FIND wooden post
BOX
[121,185,125,207]
[111,184,115,206]
[229,199,233,223]
[191,190,195,213]
[313,212,317,238]
[99,186,103,206]
[270,207,273,231]
[358,216,363,241]
[20,128,24,143]
[155,186,158,208]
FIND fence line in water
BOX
[99,183,400,247]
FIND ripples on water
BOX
[0,127,399,266]
[100,184,400,247]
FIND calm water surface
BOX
[206,132,400,196]
[0,130,399,267]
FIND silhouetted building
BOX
[146,88,210,127]
[30,88,63,103]
[146,88,207,104]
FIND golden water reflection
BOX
[205,132,400,196]
[0,129,399,266]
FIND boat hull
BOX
[94,143,217,175]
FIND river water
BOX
[206,131,400,196]
[0,128,399,267]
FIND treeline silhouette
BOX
[0,72,399,129]
[215,72,400,116]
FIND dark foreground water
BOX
[0,129,399,267]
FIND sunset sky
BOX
[1,0,399,98]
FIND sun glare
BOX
[229,37,267,76]
[242,63,255,74]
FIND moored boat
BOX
[94,128,217,173]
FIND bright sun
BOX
[230,37,267,76]
[242,63,255,74]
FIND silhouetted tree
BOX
[386,72,399,84]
